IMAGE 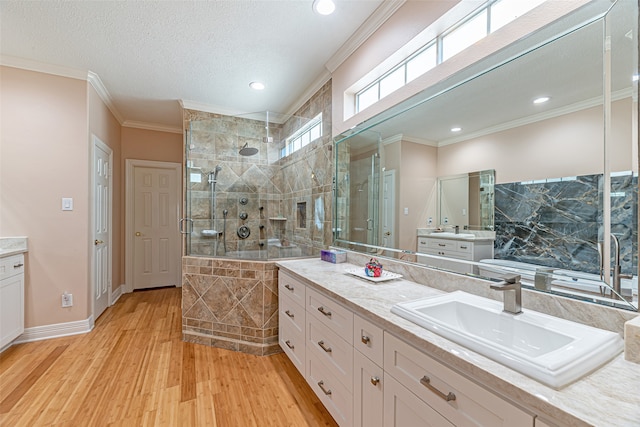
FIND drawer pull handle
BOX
[361,335,371,345]
[460,245,468,249]
[370,376,380,386]
[420,376,456,402]
[285,310,294,318]
[438,243,446,247]
[284,340,294,350]
[13,263,24,268]
[284,284,294,291]
[317,380,332,396]
[317,306,332,317]
[317,340,332,353]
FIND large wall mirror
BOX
[333,0,638,311]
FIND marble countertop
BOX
[416,229,495,242]
[276,258,640,427]
[0,237,28,258]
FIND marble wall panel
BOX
[495,173,637,275]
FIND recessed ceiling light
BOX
[533,96,550,104]
[313,0,335,15]
[249,81,265,90]
[450,127,462,132]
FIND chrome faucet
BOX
[454,225,459,234]
[490,274,522,314]
[611,234,632,301]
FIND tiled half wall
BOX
[182,256,280,355]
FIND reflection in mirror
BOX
[333,0,638,311]
[438,170,494,230]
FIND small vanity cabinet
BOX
[277,269,533,427]
[0,253,25,348]
[417,235,493,274]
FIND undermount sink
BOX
[430,232,475,239]
[391,291,623,388]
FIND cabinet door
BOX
[0,274,24,348]
[383,374,454,427]
[353,314,383,366]
[354,350,383,427]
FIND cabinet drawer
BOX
[456,241,473,254]
[279,318,305,376]
[279,271,306,306]
[0,254,24,281]
[308,318,353,389]
[353,314,383,366]
[426,238,456,251]
[307,350,352,426]
[384,333,533,427]
[307,287,353,343]
[279,292,305,334]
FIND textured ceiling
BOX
[0,0,385,130]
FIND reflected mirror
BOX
[333,0,638,311]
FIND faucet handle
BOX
[489,274,521,289]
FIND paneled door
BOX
[127,160,181,290]
[93,136,112,319]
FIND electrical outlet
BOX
[61,292,73,307]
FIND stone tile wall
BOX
[182,256,280,355]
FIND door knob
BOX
[135,232,142,236]
[94,239,104,245]
[384,231,391,236]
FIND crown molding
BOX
[87,71,124,124]
[283,69,332,118]
[324,0,406,73]
[179,99,247,118]
[382,133,437,147]
[0,55,88,80]
[438,88,633,147]
[122,120,183,134]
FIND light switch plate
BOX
[62,197,73,211]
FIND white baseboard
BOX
[111,284,125,305]
[13,316,94,344]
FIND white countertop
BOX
[276,258,640,427]
[0,237,28,258]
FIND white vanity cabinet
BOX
[417,236,493,274]
[384,333,533,426]
[278,269,533,427]
[0,253,25,348]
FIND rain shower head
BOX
[239,143,258,156]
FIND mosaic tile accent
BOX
[182,256,280,355]
[494,173,637,275]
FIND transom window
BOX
[280,113,323,159]
[355,0,546,113]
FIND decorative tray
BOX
[344,267,403,283]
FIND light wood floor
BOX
[0,287,338,427]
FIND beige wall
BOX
[1,66,183,330]
[437,99,633,184]
[1,66,91,327]
[398,141,437,251]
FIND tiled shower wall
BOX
[182,81,333,352]
[494,172,637,275]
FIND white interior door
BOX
[128,161,181,290]
[93,136,112,319]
